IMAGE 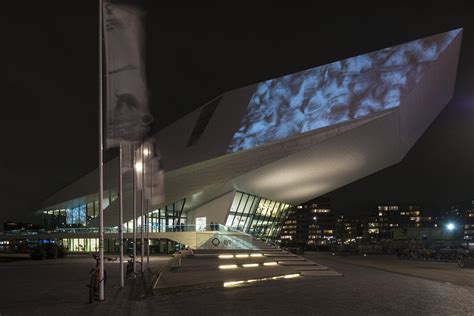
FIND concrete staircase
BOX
[150,248,342,294]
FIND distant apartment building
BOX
[465,201,474,242]
[367,204,433,239]
[440,200,474,243]
[335,215,365,244]
[280,198,336,249]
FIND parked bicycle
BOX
[87,254,116,303]
[126,254,142,279]
[397,246,472,265]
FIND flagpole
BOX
[132,144,137,275]
[118,144,124,287]
[98,0,105,301]
[140,142,145,272]
[146,200,150,267]
[146,143,151,267]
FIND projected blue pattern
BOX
[227,29,460,153]
[66,205,87,225]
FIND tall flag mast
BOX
[98,0,105,301]
[101,0,153,297]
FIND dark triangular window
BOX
[186,97,222,147]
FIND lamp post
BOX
[446,223,455,231]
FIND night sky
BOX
[1,1,473,225]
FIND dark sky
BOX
[1,1,473,225]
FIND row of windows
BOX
[312,209,330,213]
[400,211,421,216]
[225,191,291,239]
[61,238,99,252]
[308,229,333,234]
[123,199,186,233]
[42,193,117,229]
[378,206,399,211]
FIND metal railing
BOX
[3,224,261,250]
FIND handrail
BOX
[3,224,255,238]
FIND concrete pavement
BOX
[148,254,474,315]
[305,252,474,288]
[0,254,171,315]
[2,252,474,315]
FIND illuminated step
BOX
[223,273,301,288]
[220,262,282,269]
[242,263,259,268]
[219,264,238,269]
[234,254,250,258]
[218,254,234,259]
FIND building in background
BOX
[438,200,474,246]
[336,216,366,243]
[369,204,434,239]
[280,198,336,249]
[368,204,434,240]
[464,201,474,243]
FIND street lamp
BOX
[446,223,455,231]
[134,161,143,173]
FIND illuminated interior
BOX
[225,191,292,239]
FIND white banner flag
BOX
[103,1,152,149]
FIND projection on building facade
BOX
[227,29,460,153]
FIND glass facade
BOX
[42,190,118,230]
[66,205,86,225]
[60,238,123,253]
[225,191,291,239]
[123,199,186,233]
[61,238,99,252]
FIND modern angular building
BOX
[25,29,462,251]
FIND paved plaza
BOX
[308,252,474,287]
[1,253,474,315]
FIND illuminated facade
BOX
[228,29,460,153]
[443,200,474,243]
[369,204,434,239]
[27,29,461,249]
[225,191,291,239]
[41,190,118,230]
[280,198,336,249]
